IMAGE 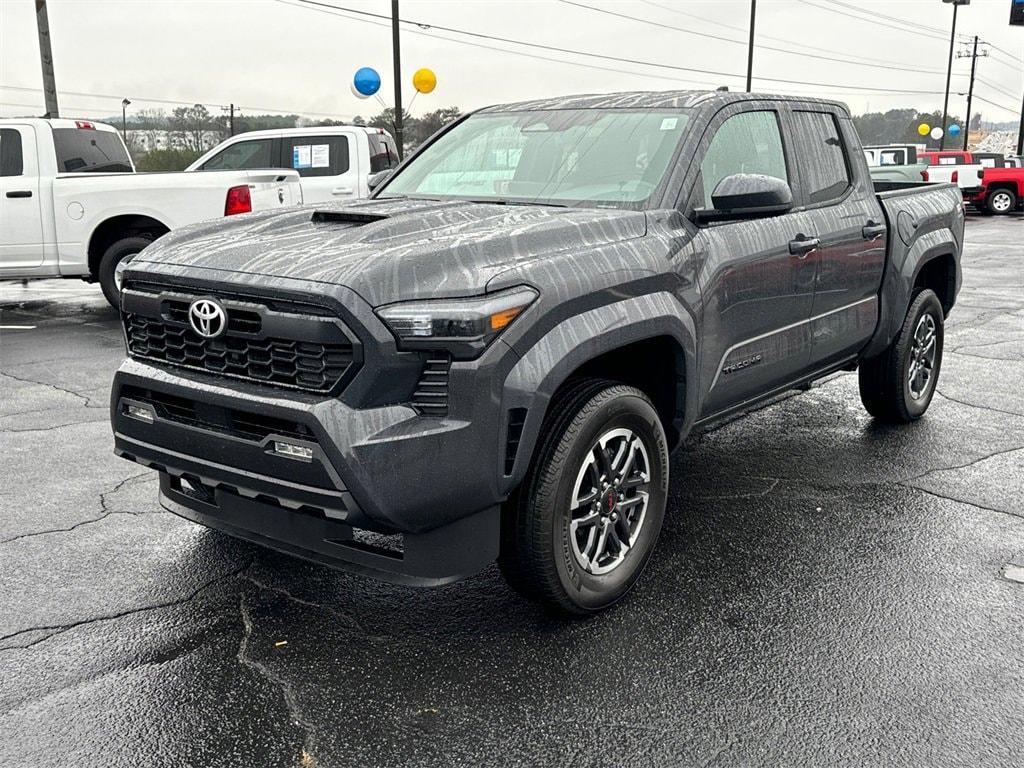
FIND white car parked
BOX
[0,118,303,305]
[186,125,400,203]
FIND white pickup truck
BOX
[0,118,302,305]
[186,125,400,203]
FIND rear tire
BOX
[498,380,669,615]
[986,188,1017,216]
[858,289,944,423]
[98,234,153,308]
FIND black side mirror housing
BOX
[694,173,793,224]
[368,170,393,192]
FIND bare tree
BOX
[169,104,214,152]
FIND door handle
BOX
[789,235,820,257]
[5,190,32,198]
[331,187,354,195]
[862,221,886,240]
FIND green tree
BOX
[134,148,202,172]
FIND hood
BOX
[134,198,647,306]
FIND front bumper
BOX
[111,356,508,586]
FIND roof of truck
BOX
[481,90,847,113]
[0,117,120,132]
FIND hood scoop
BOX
[311,209,391,225]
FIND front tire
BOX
[858,289,944,423]
[498,380,669,615]
[986,188,1017,216]
[98,234,153,308]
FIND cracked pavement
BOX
[1,215,1022,767]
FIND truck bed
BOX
[864,181,964,358]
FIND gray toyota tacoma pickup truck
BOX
[111,91,963,614]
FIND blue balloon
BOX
[948,124,962,137]
[353,67,381,97]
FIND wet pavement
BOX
[1,214,1022,767]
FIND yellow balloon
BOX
[412,68,437,94]
[917,123,931,136]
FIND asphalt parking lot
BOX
[1,214,1022,768]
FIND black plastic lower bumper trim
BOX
[158,474,500,587]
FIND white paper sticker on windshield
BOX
[311,144,330,168]
[660,118,678,131]
[293,145,312,169]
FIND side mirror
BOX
[368,169,393,192]
[694,173,793,224]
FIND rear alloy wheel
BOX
[986,188,1017,216]
[498,380,669,614]
[858,288,944,423]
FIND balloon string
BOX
[405,91,419,115]
[374,93,389,110]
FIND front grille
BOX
[122,285,359,394]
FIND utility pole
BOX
[954,35,987,151]
[960,36,982,151]
[229,103,235,136]
[940,0,971,150]
[35,0,59,118]
[745,0,756,92]
[391,0,404,159]
[1018,84,1023,157]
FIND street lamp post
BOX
[746,0,757,92]
[121,98,131,144]
[940,0,970,151]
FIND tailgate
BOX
[241,170,304,210]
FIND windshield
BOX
[52,128,133,173]
[381,108,690,209]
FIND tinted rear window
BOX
[368,133,398,173]
[52,128,132,173]
[791,111,850,204]
[0,129,24,176]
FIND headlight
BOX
[113,258,130,292]
[376,286,537,359]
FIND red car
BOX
[964,167,1024,215]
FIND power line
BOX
[289,0,956,96]
[0,84,355,120]
[971,93,1019,116]
[794,0,950,43]
[557,0,951,75]
[824,0,950,38]
[636,0,951,74]
[975,75,1020,103]
[274,0,726,90]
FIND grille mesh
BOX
[125,314,354,393]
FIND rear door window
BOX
[200,139,275,171]
[368,133,399,172]
[52,128,132,173]
[791,111,851,205]
[699,110,789,207]
[282,135,349,177]
[0,129,24,176]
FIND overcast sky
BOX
[1,0,1021,124]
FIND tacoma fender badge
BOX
[722,353,763,376]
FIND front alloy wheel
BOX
[569,428,650,575]
[498,380,669,614]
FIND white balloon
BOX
[350,82,370,100]
[930,127,944,140]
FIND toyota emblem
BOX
[188,298,227,339]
